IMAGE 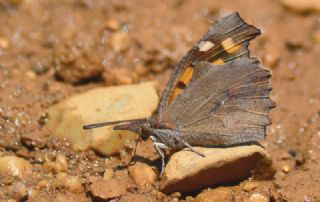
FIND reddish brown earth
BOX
[0,0,319,201]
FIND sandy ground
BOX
[0,0,319,201]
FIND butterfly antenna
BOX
[83,118,146,130]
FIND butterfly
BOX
[84,12,275,174]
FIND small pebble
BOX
[103,68,134,85]
[90,178,126,200]
[56,155,68,170]
[170,192,182,198]
[56,173,84,193]
[156,191,167,200]
[263,44,280,68]
[26,71,37,79]
[128,162,158,187]
[186,196,194,201]
[311,31,320,44]
[311,20,320,45]
[247,193,269,202]
[44,155,68,173]
[280,0,320,13]
[110,31,132,52]
[134,64,148,76]
[21,131,47,149]
[53,43,104,84]
[0,36,9,49]
[282,165,290,173]
[242,180,260,191]
[36,180,50,189]
[33,151,46,164]
[195,187,233,202]
[11,182,28,201]
[55,192,88,202]
[105,18,120,31]
[0,156,33,179]
[103,168,114,180]
[151,64,165,73]
[32,62,49,75]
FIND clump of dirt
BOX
[0,0,319,201]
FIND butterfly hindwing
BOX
[157,12,261,114]
[165,58,274,146]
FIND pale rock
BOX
[89,178,126,200]
[36,180,50,189]
[55,193,88,202]
[110,31,132,52]
[55,173,84,193]
[160,145,274,194]
[242,180,260,191]
[311,30,320,45]
[0,156,32,179]
[56,155,68,171]
[43,155,68,173]
[156,191,167,200]
[103,68,135,85]
[262,43,280,69]
[29,191,88,202]
[47,82,158,156]
[195,187,233,202]
[280,0,320,13]
[53,43,104,84]
[118,192,155,202]
[128,162,158,187]
[105,18,120,31]
[281,165,290,173]
[0,36,9,49]
[10,182,28,201]
[247,193,269,202]
[103,168,114,180]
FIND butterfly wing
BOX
[156,12,261,121]
[165,58,275,146]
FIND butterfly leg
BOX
[150,136,168,175]
[173,134,205,157]
[151,128,205,158]
[128,135,141,165]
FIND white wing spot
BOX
[221,37,241,53]
[198,41,215,52]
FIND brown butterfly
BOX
[84,12,275,174]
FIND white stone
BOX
[160,145,274,194]
[47,82,158,156]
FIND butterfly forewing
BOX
[158,12,261,110]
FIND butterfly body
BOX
[84,12,275,174]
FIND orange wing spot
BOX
[179,66,194,84]
[169,88,183,104]
[168,67,194,104]
[221,37,242,54]
[228,44,242,54]
[212,58,224,64]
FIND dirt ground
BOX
[0,0,320,201]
